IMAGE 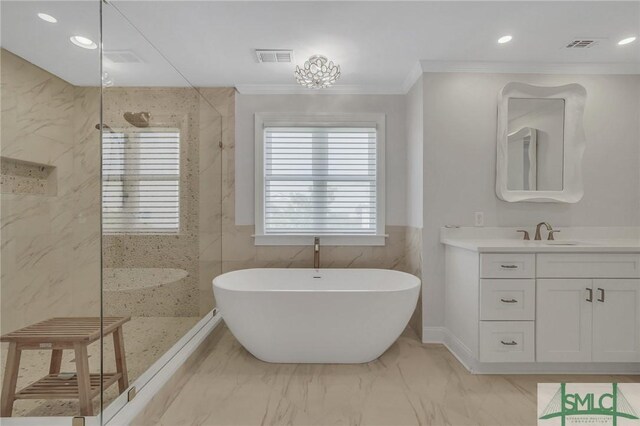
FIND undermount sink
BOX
[543,240,589,246]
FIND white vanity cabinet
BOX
[443,243,640,373]
[477,254,536,363]
[592,279,640,362]
[537,278,640,362]
[536,278,594,362]
[536,253,640,363]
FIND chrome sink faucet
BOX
[314,237,320,269]
[534,222,553,240]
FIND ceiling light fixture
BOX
[498,35,513,44]
[70,35,97,50]
[37,13,57,23]
[618,36,636,45]
[294,55,340,89]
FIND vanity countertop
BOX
[440,227,640,253]
[440,238,640,253]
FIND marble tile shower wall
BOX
[0,49,101,333]
[196,88,231,314]
[101,87,223,318]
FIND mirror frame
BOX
[496,82,587,203]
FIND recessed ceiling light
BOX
[618,36,637,45]
[37,13,57,23]
[498,35,513,44]
[70,35,97,50]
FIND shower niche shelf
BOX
[0,156,57,196]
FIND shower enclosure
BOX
[1,0,223,422]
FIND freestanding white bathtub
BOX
[213,268,420,363]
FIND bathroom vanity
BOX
[441,227,640,374]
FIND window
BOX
[102,128,180,234]
[255,114,385,245]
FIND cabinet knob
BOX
[500,264,518,269]
[597,288,605,302]
[500,340,518,346]
[500,298,518,304]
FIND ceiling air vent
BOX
[565,39,599,49]
[103,50,144,63]
[255,49,293,63]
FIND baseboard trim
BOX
[467,362,640,375]
[439,327,640,375]
[441,328,478,372]
[421,326,445,343]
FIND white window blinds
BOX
[102,128,180,234]
[263,126,378,235]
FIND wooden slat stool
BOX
[0,317,130,417]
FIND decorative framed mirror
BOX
[496,82,587,203]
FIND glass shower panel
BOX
[0,0,102,418]
[100,1,223,419]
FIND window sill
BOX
[253,234,387,246]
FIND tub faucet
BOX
[314,237,320,269]
[534,222,553,240]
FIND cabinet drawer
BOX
[479,321,535,363]
[480,279,535,320]
[537,253,640,278]
[480,254,535,278]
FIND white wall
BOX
[422,72,640,331]
[233,75,640,335]
[235,93,407,225]
[404,77,424,228]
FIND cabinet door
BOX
[537,279,593,362]
[592,279,640,362]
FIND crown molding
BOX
[419,60,640,75]
[401,61,424,93]
[235,84,405,95]
[236,61,640,95]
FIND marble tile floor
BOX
[152,326,638,426]
[0,316,200,417]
